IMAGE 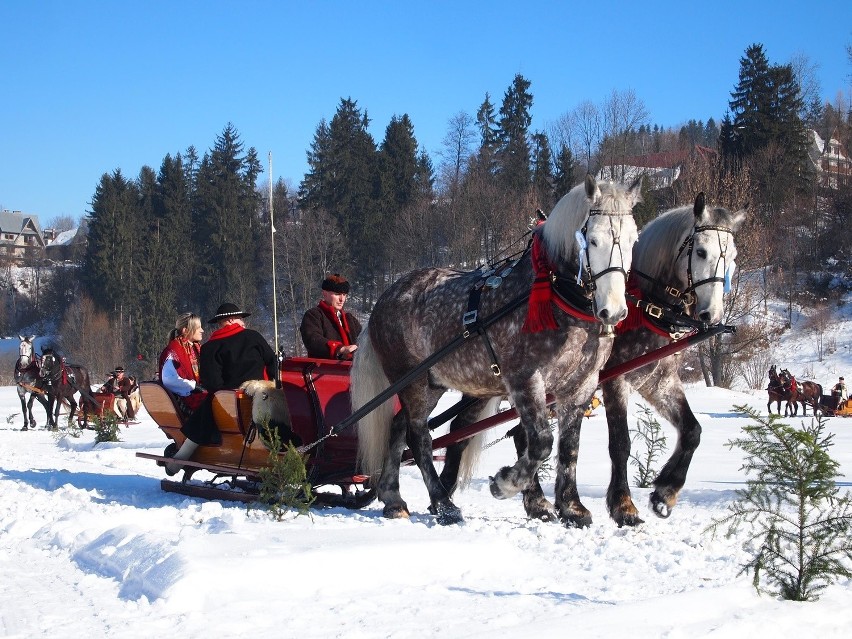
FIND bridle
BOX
[18,340,33,369]
[39,352,61,385]
[575,207,635,300]
[633,223,735,316]
[674,224,735,308]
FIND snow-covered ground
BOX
[1,371,851,638]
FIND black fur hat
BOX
[321,274,350,294]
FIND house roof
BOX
[0,210,43,236]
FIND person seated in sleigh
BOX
[98,365,137,421]
[300,273,362,360]
[158,312,209,420]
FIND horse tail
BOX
[352,326,395,478]
[456,396,503,489]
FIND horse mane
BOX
[541,181,589,264]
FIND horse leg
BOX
[643,387,701,519]
[508,425,557,522]
[375,408,411,519]
[552,403,594,528]
[490,376,552,501]
[601,376,644,527]
[18,391,30,430]
[438,395,483,497]
[67,395,78,427]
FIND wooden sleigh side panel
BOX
[138,382,269,471]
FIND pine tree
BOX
[708,406,852,601]
[730,43,773,155]
[299,98,380,294]
[83,169,137,316]
[553,144,576,200]
[530,131,555,210]
[193,124,262,316]
[495,74,533,193]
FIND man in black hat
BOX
[166,302,277,474]
[98,366,137,421]
[300,274,362,360]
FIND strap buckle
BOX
[463,310,478,326]
[646,304,663,319]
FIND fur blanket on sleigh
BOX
[239,380,300,446]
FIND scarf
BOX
[318,300,353,345]
[522,232,558,333]
[208,322,245,341]
[175,337,200,380]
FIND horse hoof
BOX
[649,492,674,518]
[614,512,645,528]
[382,504,410,519]
[433,502,464,525]
[561,512,592,529]
[489,474,520,500]
[20,425,28,431]
[558,505,593,528]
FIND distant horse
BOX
[767,364,787,414]
[353,175,641,525]
[442,193,746,527]
[14,336,49,430]
[779,368,822,416]
[38,349,97,429]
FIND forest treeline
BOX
[7,43,852,386]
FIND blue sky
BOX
[1,1,850,223]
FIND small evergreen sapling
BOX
[707,405,852,601]
[93,413,121,444]
[255,422,315,521]
[629,403,667,488]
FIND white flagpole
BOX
[269,151,279,355]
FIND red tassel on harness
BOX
[522,233,559,332]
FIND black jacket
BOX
[200,328,277,392]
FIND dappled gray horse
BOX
[14,336,48,430]
[504,193,746,526]
[353,176,641,525]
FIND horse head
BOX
[684,194,747,324]
[543,175,640,326]
[39,349,61,382]
[18,336,35,368]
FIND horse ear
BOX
[19,335,24,341]
[730,203,748,231]
[627,174,644,205]
[29,335,36,342]
[692,192,706,220]
[584,174,597,199]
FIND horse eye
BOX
[696,249,707,259]
[589,239,599,248]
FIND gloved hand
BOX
[192,384,206,394]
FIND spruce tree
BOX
[495,73,533,193]
[708,406,852,601]
[193,124,262,316]
[83,169,137,316]
[299,98,380,294]
[553,144,576,201]
[531,131,555,210]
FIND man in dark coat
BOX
[165,302,277,475]
[300,273,362,360]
